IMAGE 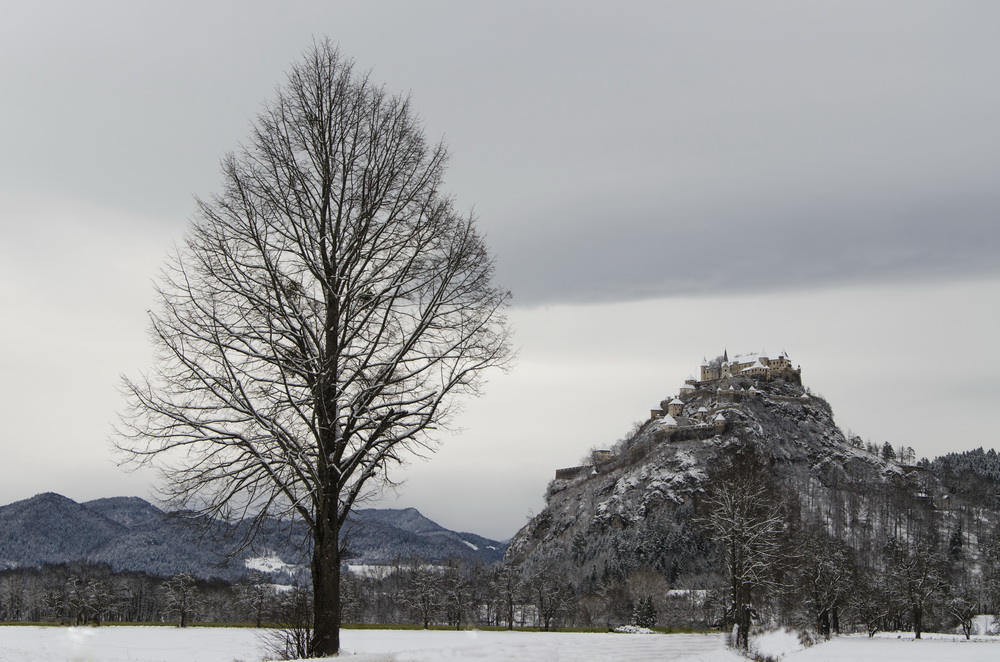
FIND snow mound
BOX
[749,628,807,659]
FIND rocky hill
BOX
[505,351,992,590]
[0,494,505,582]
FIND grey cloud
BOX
[492,191,1000,306]
[3,1,999,305]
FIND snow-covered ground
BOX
[338,630,737,661]
[785,634,1000,661]
[0,627,737,662]
[245,554,302,574]
[0,626,266,662]
[0,627,998,662]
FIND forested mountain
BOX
[504,354,1000,639]
[344,508,505,565]
[0,494,504,581]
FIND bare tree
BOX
[489,564,525,630]
[402,563,444,629]
[160,573,200,628]
[264,585,314,660]
[237,572,277,627]
[440,562,472,630]
[698,442,786,650]
[116,39,511,657]
[799,531,855,638]
[945,577,981,640]
[850,568,892,637]
[883,537,948,639]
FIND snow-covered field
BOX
[785,635,1000,661]
[0,626,997,662]
[0,627,737,662]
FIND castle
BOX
[649,350,803,433]
[698,349,801,383]
[554,350,805,480]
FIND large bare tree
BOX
[116,40,512,656]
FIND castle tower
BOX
[667,398,684,417]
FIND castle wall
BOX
[555,465,593,480]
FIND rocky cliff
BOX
[505,356,977,589]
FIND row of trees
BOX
[5,523,998,644]
[0,564,318,631]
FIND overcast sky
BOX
[2,2,998,540]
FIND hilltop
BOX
[506,350,995,600]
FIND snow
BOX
[335,630,739,662]
[346,564,449,577]
[1,627,998,662]
[0,627,741,662]
[785,634,1000,661]
[461,539,479,551]
[244,554,299,574]
[347,564,391,577]
[0,626,265,662]
[751,628,806,658]
[973,614,998,635]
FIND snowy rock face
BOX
[505,372,973,586]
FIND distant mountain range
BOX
[0,493,505,581]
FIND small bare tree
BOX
[402,564,444,629]
[116,38,511,657]
[237,572,278,627]
[160,573,200,627]
[490,564,525,630]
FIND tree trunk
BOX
[311,509,342,657]
[913,604,922,640]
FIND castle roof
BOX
[658,414,678,428]
[714,413,726,422]
[669,398,684,405]
[742,359,769,372]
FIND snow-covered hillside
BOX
[505,359,999,618]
